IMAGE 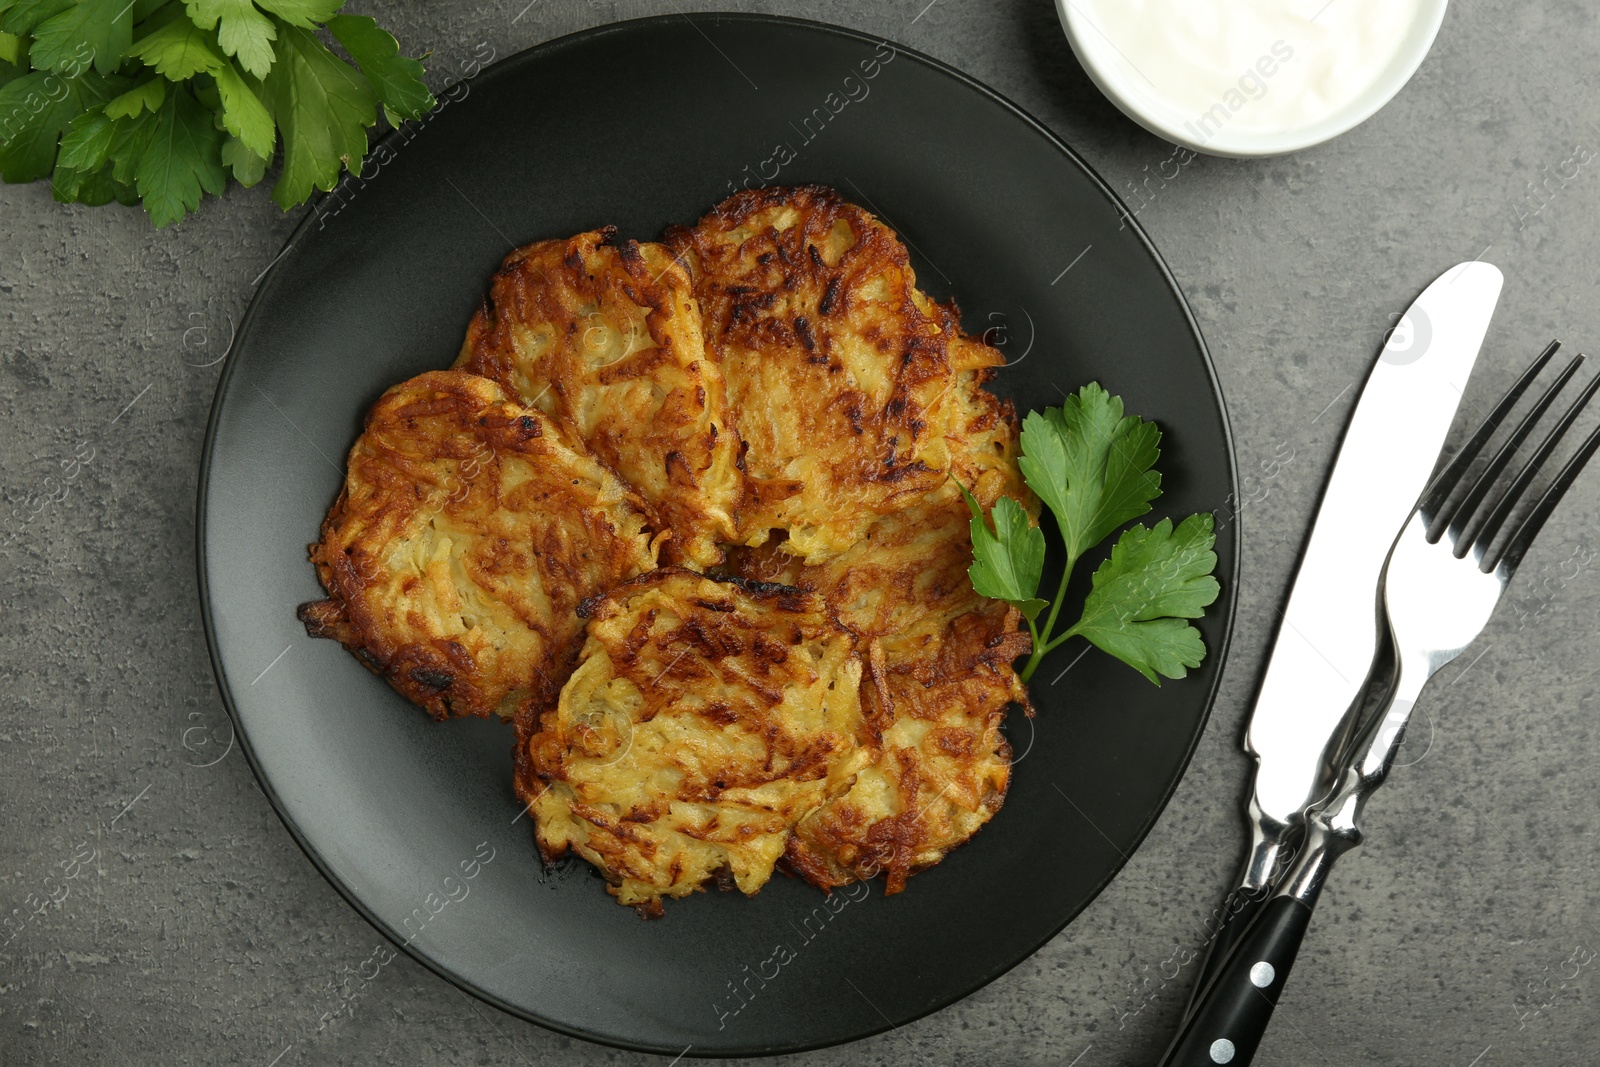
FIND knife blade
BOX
[1186,261,1503,1001]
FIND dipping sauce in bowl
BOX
[1058,0,1448,157]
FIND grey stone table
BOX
[3,2,1597,1064]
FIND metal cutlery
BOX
[1187,261,1503,1002]
[1162,342,1600,1066]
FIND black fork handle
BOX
[1158,886,1323,1067]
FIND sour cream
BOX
[1065,0,1433,150]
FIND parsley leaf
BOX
[104,75,165,118]
[220,130,264,184]
[1,0,73,38]
[1019,383,1161,563]
[127,14,224,80]
[184,0,277,79]
[30,0,131,75]
[52,155,131,203]
[962,384,1220,685]
[105,106,151,182]
[327,13,433,125]
[261,19,372,209]
[212,59,272,157]
[133,81,224,226]
[56,106,114,168]
[0,67,118,182]
[960,481,1047,622]
[256,0,342,27]
[1064,514,1219,684]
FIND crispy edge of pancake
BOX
[514,568,872,915]
[456,227,742,569]
[943,312,1030,512]
[297,370,660,721]
[663,184,962,564]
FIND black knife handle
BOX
[1182,885,1269,1018]
[1157,895,1316,1066]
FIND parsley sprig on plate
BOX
[961,383,1220,685]
[0,0,434,225]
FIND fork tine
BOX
[1471,370,1600,562]
[1422,341,1562,540]
[1490,418,1600,575]
[1439,353,1585,543]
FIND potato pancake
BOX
[727,498,1031,894]
[664,185,962,564]
[786,603,1029,894]
[298,370,659,721]
[456,228,741,569]
[518,569,872,915]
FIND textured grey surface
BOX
[2,1,1598,1064]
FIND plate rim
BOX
[195,11,1241,1057]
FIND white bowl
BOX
[1055,0,1449,157]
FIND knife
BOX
[1184,261,1504,1006]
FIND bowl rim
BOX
[1055,0,1450,158]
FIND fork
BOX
[1160,343,1600,1067]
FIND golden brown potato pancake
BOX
[456,227,741,569]
[664,185,965,564]
[727,498,1031,894]
[517,568,872,915]
[786,603,1029,894]
[298,370,659,721]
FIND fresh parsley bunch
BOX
[0,0,435,226]
[962,383,1220,685]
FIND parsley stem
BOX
[1021,614,1044,681]
[1038,547,1078,648]
[1021,620,1084,680]
[1019,547,1079,683]
[1039,627,1081,655]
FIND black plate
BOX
[198,13,1237,1057]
